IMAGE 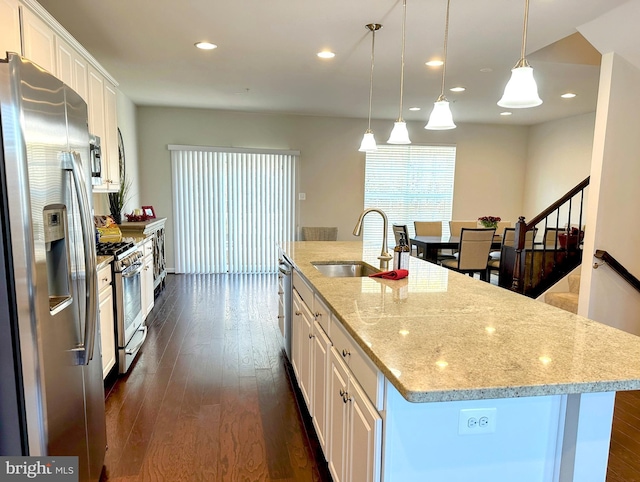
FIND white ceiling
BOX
[37,0,630,126]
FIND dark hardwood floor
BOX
[607,390,640,482]
[101,274,330,482]
[100,273,640,482]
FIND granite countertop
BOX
[96,255,113,270]
[281,241,640,403]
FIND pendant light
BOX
[497,0,542,108]
[359,23,382,152]
[388,0,410,144]
[425,0,456,130]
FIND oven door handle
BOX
[63,151,98,366]
[125,325,148,355]
[122,263,144,278]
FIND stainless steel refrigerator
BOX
[0,53,106,480]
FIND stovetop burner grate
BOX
[96,241,135,257]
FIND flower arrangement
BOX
[478,216,501,228]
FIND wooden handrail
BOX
[525,177,590,229]
[594,250,640,294]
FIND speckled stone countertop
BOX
[96,255,113,270]
[281,241,640,403]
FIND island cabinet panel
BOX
[292,289,314,410]
[328,348,349,482]
[383,382,566,482]
[311,320,331,453]
[331,314,384,410]
[328,347,381,482]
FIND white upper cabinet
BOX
[0,0,21,56]
[21,5,56,74]
[3,0,121,193]
[56,36,88,102]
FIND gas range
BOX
[96,241,143,272]
[96,241,135,258]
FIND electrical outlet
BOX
[298,193,306,201]
[458,408,497,435]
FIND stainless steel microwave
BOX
[89,134,102,186]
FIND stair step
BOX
[545,292,579,314]
[568,273,581,294]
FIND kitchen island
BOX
[280,241,640,482]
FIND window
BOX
[364,145,456,247]
[170,146,297,274]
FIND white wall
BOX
[579,53,640,335]
[92,90,140,216]
[523,113,595,219]
[136,107,529,271]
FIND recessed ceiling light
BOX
[480,67,493,73]
[500,112,512,116]
[449,87,466,92]
[425,60,444,67]
[317,51,335,59]
[561,92,577,98]
[195,41,217,50]
[409,107,421,111]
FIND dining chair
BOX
[414,221,454,260]
[301,226,338,241]
[392,224,418,256]
[495,221,512,233]
[440,228,496,281]
[449,221,479,237]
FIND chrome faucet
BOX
[353,208,393,269]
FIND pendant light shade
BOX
[426,0,456,130]
[388,0,410,144]
[497,61,542,108]
[388,121,411,144]
[425,96,456,130]
[359,130,378,151]
[359,23,382,152]
[497,0,542,108]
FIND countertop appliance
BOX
[0,54,106,479]
[96,241,146,374]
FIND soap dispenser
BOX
[393,232,410,270]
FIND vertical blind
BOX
[364,145,456,247]
[170,146,297,274]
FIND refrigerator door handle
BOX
[62,151,98,365]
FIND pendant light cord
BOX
[366,25,379,132]
[397,0,407,121]
[520,0,530,63]
[439,0,451,99]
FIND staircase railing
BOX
[502,177,590,297]
[594,250,640,294]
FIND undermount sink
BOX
[312,261,380,278]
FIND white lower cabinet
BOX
[97,264,115,379]
[141,237,154,319]
[311,319,331,453]
[328,348,382,482]
[293,290,313,409]
[289,266,382,482]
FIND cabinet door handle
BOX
[101,277,108,282]
[278,290,284,295]
[343,392,351,404]
[295,311,302,316]
[339,388,345,397]
[315,312,322,318]
[342,348,350,358]
[308,333,315,339]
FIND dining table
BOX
[410,234,502,263]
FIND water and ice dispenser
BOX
[43,205,72,314]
